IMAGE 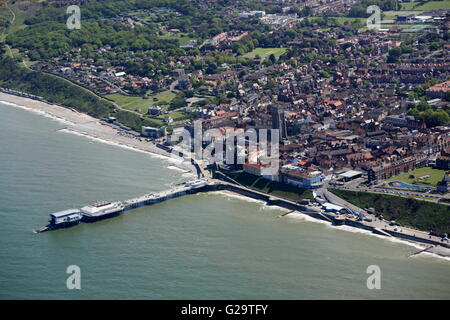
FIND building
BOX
[384,114,423,129]
[436,155,450,170]
[141,126,165,138]
[322,202,344,213]
[238,11,265,18]
[426,81,450,99]
[281,169,324,189]
[148,106,162,116]
[395,14,415,23]
[243,162,280,181]
[437,172,450,193]
[271,105,287,141]
[175,69,192,90]
[367,156,428,182]
[338,170,363,182]
[243,163,263,176]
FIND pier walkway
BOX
[122,184,194,211]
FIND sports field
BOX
[243,48,287,60]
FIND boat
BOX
[80,201,124,222]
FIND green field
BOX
[105,91,176,114]
[401,0,450,11]
[309,16,366,24]
[157,111,194,122]
[243,47,287,60]
[104,93,141,105]
[386,167,447,187]
[331,189,450,234]
[159,31,195,46]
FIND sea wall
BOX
[209,183,450,249]
[385,230,450,248]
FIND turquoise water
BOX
[1,103,450,299]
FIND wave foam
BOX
[167,165,191,173]
[0,100,76,126]
[413,250,450,262]
[210,190,268,205]
[287,212,333,226]
[59,128,192,173]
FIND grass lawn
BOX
[386,167,447,187]
[5,3,31,35]
[159,31,195,46]
[225,171,313,202]
[157,111,194,122]
[401,0,450,10]
[105,91,176,114]
[243,47,287,60]
[104,93,140,105]
[153,90,176,104]
[309,16,366,24]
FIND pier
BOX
[122,183,197,211]
[35,179,211,233]
[35,176,450,256]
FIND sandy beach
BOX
[0,92,195,173]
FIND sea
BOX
[1,102,449,299]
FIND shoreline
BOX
[2,92,450,261]
[0,92,195,173]
[211,190,450,261]
[212,190,450,261]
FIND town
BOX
[1,0,450,236]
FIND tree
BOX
[169,93,187,110]
[320,71,330,78]
[268,53,276,64]
[387,47,402,63]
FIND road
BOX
[336,183,450,205]
[330,174,450,205]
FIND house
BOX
[426,81,450,99]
